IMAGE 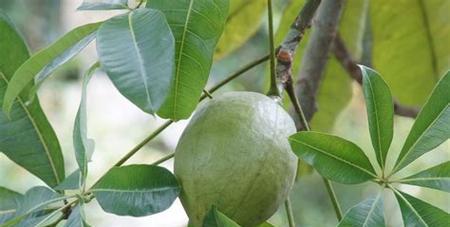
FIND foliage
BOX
[0,0,448,226]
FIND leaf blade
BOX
[399,161,450,192]
[289,131,377,184]
[92,165,180,217]
[77,0,129,10]
[148,0,229,119]
[360,65,394,170]
[393,189,450,227]
[0,187,23,224]
[394,71,450,172]
[0,12,65,187]
[202,206,240,227]
[2,22,101,115]
[97,9,175,114]
[338,193,385,227]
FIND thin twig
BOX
[323,178,343,220]
[332,34,419,118]
[267,0,279,97]
[284,198,296,227]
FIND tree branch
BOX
[294,0,345,130]
[332,34,419,118]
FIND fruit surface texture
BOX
[174,91,298,226]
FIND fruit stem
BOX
[266,0,280,97]
[284,198,296,227]
[322,178,343,221]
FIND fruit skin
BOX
[174,91,297,226]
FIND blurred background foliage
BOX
[0,0,448,226]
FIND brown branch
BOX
[332,34,419,118]
[293,0,345,130]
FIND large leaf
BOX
[360,66,394,170]
[78,0,129,10]
[338,193,385,227]
[394,72,450,172]
[92,165,180,217]
[289,131,377,184]
[370,0,450,105]
[15,187,62,216]
[203,206,240,227]
[399,161,450,193]
[65,204,90,227]
[0,187,23,224]
[147,0,229,120]
[0,12,64,187]
[97,8,174,114]
[2,22,102,115]
[394,190,450,227]
[214,0,266,59]
[73,63,98,187]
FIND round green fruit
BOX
[174,91,298,226]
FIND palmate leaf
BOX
[147,0,229,120]
[203,206,240,227]
[338,193,385,227]
[73,62,98,187]
[78,0,129,10]
[92,165,180,217]
[2,22,102,115]
[393,71,450,172]
[97,8,175,114]
[360,66,394,170]
[0,187,23,224]
[0,12,64,187]
[214,0,266,59]
[399,161,450,192]
[289,132,377,184]
[370,0,450,105]
[393,189,450,227]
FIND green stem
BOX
[152,153,175,166]
[266,0,279,97]
[284,198,296,227]
[285,70,343,221]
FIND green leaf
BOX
[54,170,82,191]
[0,12,65,187]
[202,206,240,227]
[0,187,23,224]
[78,0,129,10]
[370,0,450,105]
[2,22,102,115]
[399,161,450,193]
[73,62,98,186]
[289,131,377,184]
[394,72,450,172]
[258,222,274,227]
[360,65,394,170]
[97,8,175,114]
[147,0,229,120]
[338,193,385,227]
[393,189,450,227]
[65,204,90,227]
[92,165,180,217]
[16,187,62,216]
[214,0,266,59]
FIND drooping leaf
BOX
[2,22,102,115]
[73,62,98,187]
[65,204,91,227]
[399,161,450,193]
[54,170,82,191]
[97,8,175,114]
[78,0,129,10]
[370,0,450,105]
[360,65,394,170]
[0,12,65,187]
[338,193,385,227]
[214,0,266,59]
[289,131,377,184]
[202,206,240,227]
[147,0,229,120]
[394,72,450,172]
[92,165,180,217]
[394,189,450,227]
[0,187,23,224]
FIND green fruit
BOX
[174,91,297,226]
